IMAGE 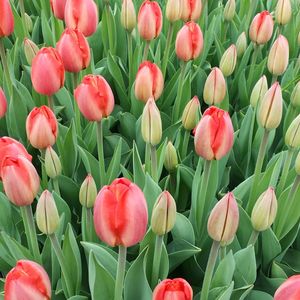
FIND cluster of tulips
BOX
[0,0,300,299]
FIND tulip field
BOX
[1,0,300,299]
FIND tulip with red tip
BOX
[93,178,148,247]
[74,75,115,121]
[0,0,14,37]
[50,0,67,20]
[274,275,300,300]
[0,87,7,118]
[181,0,202,22]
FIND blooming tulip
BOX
[135,61,164,102]
[26,106,58,149]
[31,47,65,96]
[236,32,247,58]
[4,260,51,300]
[166,0,181,23]
[275,0,291,25]
[57,28,91,73]
[50,0,67,20]
[138,0,162,41]
[181,96,200,130]
[23,38,39,65]
[153,278,193,300]
[93,178,148,247]
[274,275,300,300]
[250,75,268,108]
[65,0,98,37]
[181,0,201,22]
[249,11,274,45]
[224,0,235,22]
[79,174,97,208]
[74,75,115,121]
[0,0,14,37]
[1,155,40,206]
[121,0,136,32]
[194,106,234,160]
[0,87,7,118]
[219,44,237,77]
[175,22,203,62]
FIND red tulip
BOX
[153,278,193,300]
[93,178,148,247]
[138,0,162,41]
[4,260,51,300]
[0,87,7,118]
[175,22,203,61]
[194,106,234,160]
[50,0,67,20]
[181,0,202,22]
[65,0,99,37]
[0,0,14,37]
[1,155,40,206]
[274,275,300,300]
[26,106,58,149]
[31,47,65,96]
[74,75,114,121]
[135,61,164,102]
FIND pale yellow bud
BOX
[219,44,237,77]
[275,0,292,25]
[250,75,268,108]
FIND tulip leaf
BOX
[246,290,273,300]
[172,213,195,244]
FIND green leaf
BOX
[106,137,123,184]
[172,213,195,244]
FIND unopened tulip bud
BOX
[295,152,300,175]
[141,97,162,146]
[236,32,247,58]
[164,141,178,172]
[220,44,237,77]
[166,0,181,22]
[36,190,60,235]
[251,187,277,232]
[151,191,176,236]
[45,146,62,179]
[250,75,268,108]
[0,87,7,118]
[23,38,39,65]
[267,35,289,76]
[24,13,33,33]
[207,192,239,243]
[291,82,300,108]
[285,114,300,149]
[79,174,97,208]
[182,96,200,130]
[121,0,136,32]
[50,0,67,20]
[181,0,202,22]
[224,0,235,22]
[203,67,226,105]
[0,0,14,37]
[257,82,283,130]
[275,0,292,25]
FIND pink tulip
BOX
[181,0,202,22]
[0,87,7,118]
[274,275,300,300]
[50,0,67,20]
[0,0,14,37]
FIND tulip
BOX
[31,47,65,96]
[194,106,234,160]
[79,174,97,208]
[275,0,292,25]
[291,81,300,108]
[295,151,300,175]
[181,0,202,22]
[45,146,62,179]
[250,75,268,108]
[153,278,193,300]
[236,32,247,58]
[121,0,136,32]
[65,0,98,37]
[224,0,235,22]
[24,13,33,33]
[175,22,203,61]
[74,75,115,121]
[267,35,289,76]
[249,11,274,45]
[0,87,7,118]
[138,0,162,41]
[274,275,300,300]
[164,141,178,172]
[26,106,58,149]
[93,178,148,247]
[4,260,51,300]
[0,0,14,37]
[135,61,164,102]
[166,0,181,23]
[1,155,40,206]
[23,38,39,65]
[219,44,237,77]
[285,114,300,148]
[182,96,200,130]
[50,0,67,20]
[203,67,226,105]
[257,82,282,130]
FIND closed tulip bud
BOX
[181,0,202,22]
[1,156,40,206]
[164,141,178,172]
[138,0,162,41]
[45,146,62,178]
[295,152,300,175]
[257,82,283,130]
[75,75,115,121]
[23,38,39,65]
[207,192,239,243]
[166,0,181,22]
[275,0,292,25]
[267,35,289,76]
[0,0,14,37]
[65,0,98,37]
[203,67,226,105]
[291,81,300,108]
[194,106,234,160]
[275,275,300,300]
[57,28,91,73]
[0,87,7,118]
[50,0,67,20]
[224,0,235,22]
[79,174,97,208]
[182,96,200,130]
[31,47,65,96]
[236,32,247,58]
[24,13,33,33]
[121,0,136,32]
[26,106,58,149]
[141,97,162,146]
[135,61,164,102]
[175,22,203,61]
[36,190,60,235]
[220,44,237,77]
[251,187,277,232]
[249,11,274,45]
[153,278,193,300]
[94,178,148,247]
[4,260,51,300]
[285,114,300,148]
[250,75,268,108]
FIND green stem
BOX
[19,0,30,37]
[247,230,259,246]
[40,150,48,189]
[150,144,158,182]
[277,149,294,195]
[47,95,54,111]
[127,32,133,96]
[151,235,164,288]
[82,206,93,242]
[223,22,229,43]
[181,129,190,159]
[96,120,106,187]
[248,44,260,90]
[219,246,226,260]
[72,72,82,137]
[145,142,151,175]
[142,41,150,62]
[114,245,127,300]
[246,106,257,177]
[271,75,278,85]
[53,177,60,196]
[200,241,220,300]
[162,24,174,78]
[0,38,13,94]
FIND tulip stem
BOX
[151,235,164,288]
[248,44,260,90]
[19,0,30,37]
[181,129,190,159]
[271,75,278,85]
[0,38,13,95]
[247,230,259,246]
[200,240,220,300]
[96,120,106,187]
[219,246,226,260]
[82,206,93,242]
[162,24,174,78]
[114,245,127,300]
[40,150,48,189]
[127,32,133,96]
[53,178,60,196]
[246,106,257,177]
[150,144,158,182]
[142,41,150,62]
[20,205,42,264]
[72,72,82,137]
[277,149,294,195]
[47,95,54,111]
